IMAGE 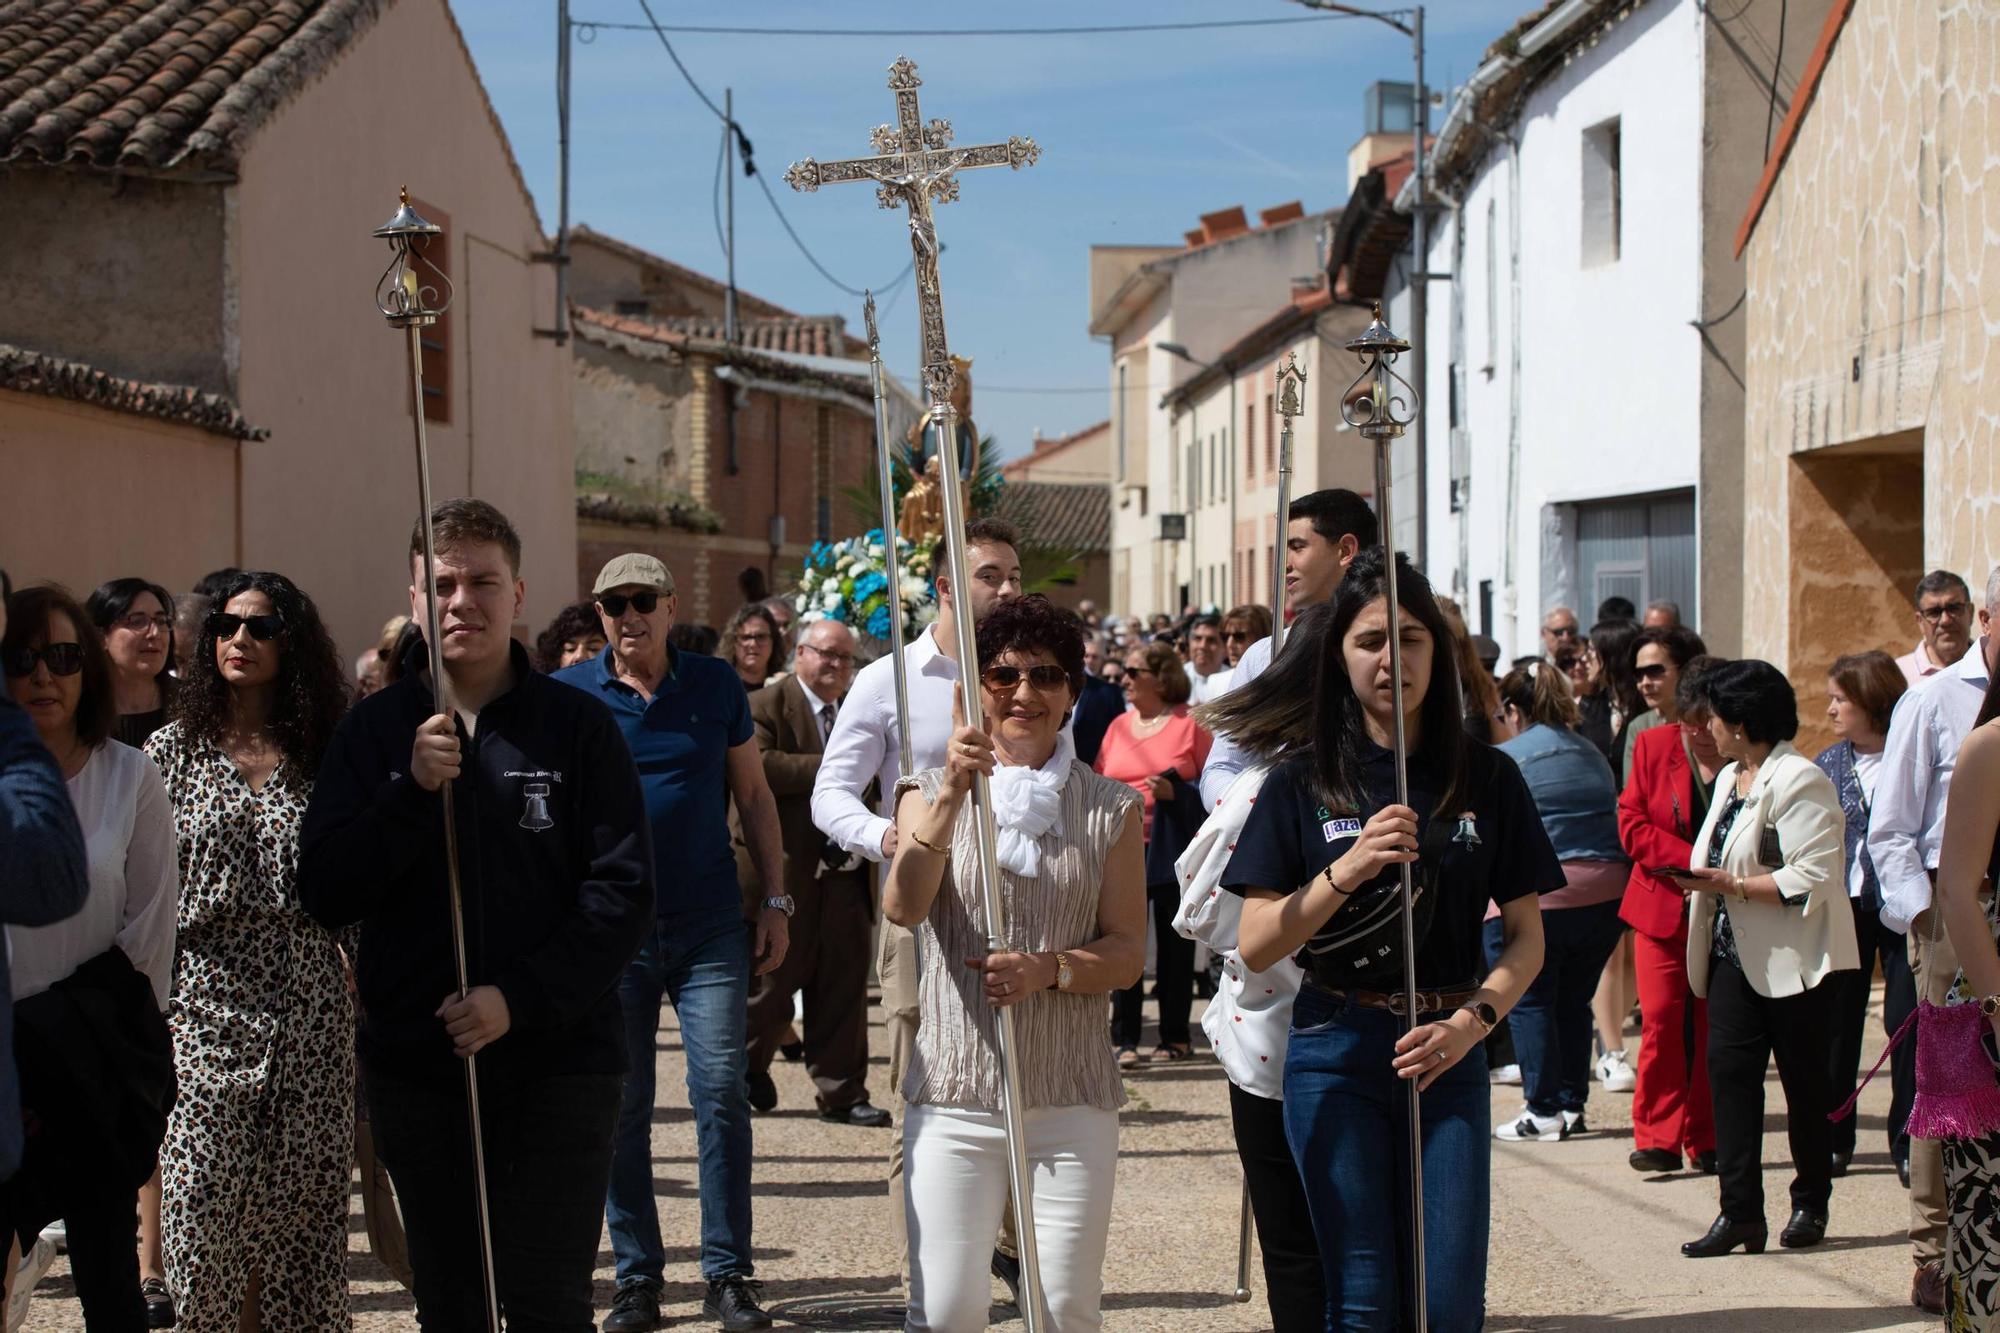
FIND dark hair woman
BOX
[884,594,1144,1330]
[3,586,178,1327]
[1220,549,1558,1329]
[533,601,607,675]
[85,577,178,749]
[142,571,355,1329]
[1590,620,1644,782]
[1622,624,1709,779]
[1096,639,1211,1066]
[721,603,782,691]
[1489,663,1629,1144]
[1673,660,1854,1257]
[1220,604,1273,667]
[1814,650,1911,1179]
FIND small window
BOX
[1244,399,1256,484]
[1264,393,1276,472]
[1581,117,1621,268]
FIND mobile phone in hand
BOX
[1648,865,1701,881]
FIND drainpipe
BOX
[1501,135,1524,657]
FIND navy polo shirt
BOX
[556,645,753,915]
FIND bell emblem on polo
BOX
[520,783,554,832]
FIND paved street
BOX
[22,984,1937,1330]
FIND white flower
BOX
[822,589,843,610]
[868,544,884,559]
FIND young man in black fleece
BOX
[301,499,652,1332]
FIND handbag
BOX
[1298,809,1455,993]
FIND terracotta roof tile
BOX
[570,305,871,403]
[0,341,266,438]
[992,481,1109,555]
[651,315,849,359]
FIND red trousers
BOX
[1631,926,1715,1156]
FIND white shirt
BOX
[1199,635,1275,809]
[812,625,962,861]
[795,674,840,744]
[1848,748,1881,900]
[9,741,178,1008]
[1868,639,1991,932]
[1187,665,1233,706]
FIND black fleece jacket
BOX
[300,641,653,1084]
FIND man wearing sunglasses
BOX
[555,553,788,1333]
[1896,569,1975,685]
[1540,605,1583,664]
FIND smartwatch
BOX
[1460,1000,1498,1033]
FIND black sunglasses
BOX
[597,591,660,618]
[4,643,85,678]
[208,612,284,642]
[1634,663,1672,681]
[981,663,1071,693]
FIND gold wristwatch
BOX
[1052,951,1074,992]
[1980,994,2000,1019]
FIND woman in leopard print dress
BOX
[145,572,353,1331]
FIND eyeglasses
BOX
[1124,667,1157,678]
[981,663,1071,693]
[208,612,284,642]
[736,631,773,645]
[1634,663,1672,681]
[3,644,84,678]
[113,612,173,635]
[1545,625,1580,639]
[1223,630,1250,642]
[597,591,659,618]
[798,643,852,666]
[1920,601,1972,623]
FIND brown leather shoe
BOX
[1912,1259,1946,1315]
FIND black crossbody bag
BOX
[1300,813,1458,993]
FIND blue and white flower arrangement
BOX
[793,529,938,643]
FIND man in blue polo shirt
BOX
[557,553,789,1333]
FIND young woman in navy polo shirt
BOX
[1219,550,1558,1332]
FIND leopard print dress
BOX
[145,724,353,1331]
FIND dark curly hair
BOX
[171,571,349,783]
[975,594,1085,709]
[4,584,116,748]
[533,601,604,673]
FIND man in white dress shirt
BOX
[810,516,1023,1290]
[1199,489,1378,808]
[1867,564,1999,1313]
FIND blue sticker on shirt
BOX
[1323,816,1363,844]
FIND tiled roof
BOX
[1328,156,1414,303]
[0,341,266,439]
[1734,0,1858,257]
[651,315,850,359]
[0,0,390,172]
[993,480,1109,555]
[570,305,871,402]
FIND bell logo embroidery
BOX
[1452,812,1481,848]
[520,782,554,832]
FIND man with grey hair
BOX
[1642,599,1682,629]
[1867,562,2000,1315]
[741,618,890,1128]
[1540,604,1582,662]
[1896,569,1975,684]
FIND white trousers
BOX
[903,1102,1119,1332]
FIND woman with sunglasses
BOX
[85,578,179,751]
[143,572,353,1332]
[1220,603,1273,669]
[1096,639,1212,1067]
[722,603,783,693]
[884,594,1144,1331]
[2,585,179,1327]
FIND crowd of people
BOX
[0,488,1996,1331]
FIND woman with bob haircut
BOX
[1671,659,1854,1258]
[85,577,178,750]
[1220,548,1558,1331]
[144,570,356,1330]
[884,593,1145,1331]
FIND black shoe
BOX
[1629,1148,1683,1174]
[1897,1155,1912,1188]
[820,1100,893,1128]
[704,1275,772,1331]
[991,1248,1022,1306]
[1696,1149,1718,1175]
[1829,1149,1852,1178]
[746,1069,778,1114]
[141,1277,177,1329]
[1779,1207,1828,1248]
[1681,1213,1768,1258]
[604,1282,664,1333]
[779,1040,804,1062]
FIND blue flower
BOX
[854,570,888,599]
[867,604,893,639]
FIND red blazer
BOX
[1617,723,1704,940]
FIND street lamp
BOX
[1158,342,1236,612]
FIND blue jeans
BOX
[1283,982,1490,1333]
[607,907,754,1286]
[1489,901,1624,1117]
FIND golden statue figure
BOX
[899,454,947,546]
[904,354,980,480]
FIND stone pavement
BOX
[20,985,1939,1330]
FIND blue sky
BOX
[454,1,1505,464]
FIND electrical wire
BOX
[752,169,914,299]
[579,14,1352,38]
[711,116,729,265]
[1764,0,1788,162]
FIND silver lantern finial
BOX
[373,186,454,330]
[1341,302,1419,441]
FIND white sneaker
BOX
[1496,1107,1570,1142]
[1562,1108,1587,1136]
[1596,1048,1636,1092]
[8,1235,56,1331]
[1488,1063,1522,1086]
[34,1221,60,1255]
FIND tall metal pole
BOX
[1233,1180,1255,1303]
[863,292,915,776]
[725,88,739,345]
[554,0,571,343]
[374,191,501,1333]
[1271,354,1305,656]
[1410,4,1429,571]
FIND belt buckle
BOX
[1385,991,1410,1015]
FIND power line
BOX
[894,379,1107,395]
[579,14,1354,38]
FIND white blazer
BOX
[1686,742,1859,999]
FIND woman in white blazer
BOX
[1666,660,1857,1260]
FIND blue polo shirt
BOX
[556,645,752,916]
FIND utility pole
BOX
[534,0,573,343]
[725,87,739,344]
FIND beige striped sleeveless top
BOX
[896,762,1140,1112]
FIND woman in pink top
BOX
[1096,641,1213,1065]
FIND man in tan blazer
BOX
[742,619,892,1126]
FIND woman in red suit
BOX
[1617,645,1721,1173]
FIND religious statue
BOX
[899,454,947,546]
[904,354,980,479]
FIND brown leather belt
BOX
[1306,980,1478,1017]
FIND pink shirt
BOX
[1092,707,1213,842]
[1896,640,1960,685]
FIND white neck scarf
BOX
[987,730,1074,878]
